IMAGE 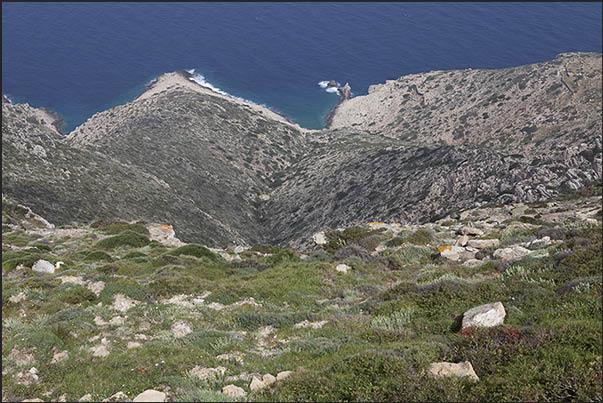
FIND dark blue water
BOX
[2,2,601,133]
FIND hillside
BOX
[2,52,602,248]
[2,192,601,401]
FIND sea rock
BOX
[263,373,276,386]
[428,361,479,382]
[467,239,500,249]
[250,377,265,391]
[171,321,192,338]
[32,260,55,274]
[462,302,506,329]
[133,390,166,402]
[222,385,246,398]
[276,371,293,381]
[458,226,484,236]
[313,231,327,245]
[493,245,531,261]
[335,264,350,273]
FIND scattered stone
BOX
[161,294,193,307]
[455,235,469,246]
[525,236,552,249]
[335,264,350,273]
[222,384,246,398]
[312,231,327,245]
[171,321,192,338]
[294,320,328,329]
[57,394,67,402]
[250,376,266,391]
[230,297,261,308]
[8,347,35,366]
[9,292,27,303]
[90,344,110,358]
[138,322,151,331]
[462,302,506,329]
[207,302,226,311]
[94,316,109,327]
[216,351,245,362]
[87,281,105,296]
[234,245,246,254]
[439,245,465,261]
[276,371,293,381]
[133,390,166,402]
[15,367,39,386]
[135,334,148,340]
[102,391,129,402]
[493,245,531,261]
[462,259,485,269]
[458,226,484,236]
[467,239,500,249]
[263,373,276,386]
[59,275,86,285]
[111,294,138,312]
[51,350,68,364]
[428,361,479,382]
[32,259,55,274]
[127,342,141,349]
[22,399,44,402]
[79,394,93,402]
[189,366,227,380]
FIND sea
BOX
[2,2,602,133]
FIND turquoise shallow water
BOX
[2,2,602,132]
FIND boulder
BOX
[493,246,531,261]
[428,361,479,382]
[458,226,484,236]
[467,239,499,249]
[462,302,506,329]
[250,377,265,391]
[439,245,465,261]
[79,394,93,402]
[335,264,350,273]
[222,385,246,398]
[234,245,246,254]
[276,371,293,381]
[32,260,54,274]
[171,321,192,338]
[312,232,327,245]
[133,390,166,402]
[263,373,276,386]
[455,235,469,246]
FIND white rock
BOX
[428,361,479,382]
[222,384,246,398]
[9,292,27,303]
[439,245,465,261]
[493,246,531,261]
[467,239,500,249]
[51,350,68,364]
[459,226,484,236]
[111,294,138,312]
[234,245,246,254]
[250,376,266,391]
[59,276,86,285]
[127,342,141,349]
[276,371,293,381]
[79,394,93,402]
[462,302,506,329]
[263,373,276,386]
[171,321,192,338]
[87,281,105,296]
[22,399,44,402]
[102,391,128,402]
[90,344,109,358]
[312,231,327,245]
[335,264,350,273]
[189,366,226,380]
[294,320,328,329]
[32,260,55,274]
[133,389,166,402]
[207,302,225,311]
[455,235,469,247]
[462,259,485,268]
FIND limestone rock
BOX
[493,245,531,261]
[250,377,265,391]
[102,391,129,402]
[263,373,276,386]
[79,394,93,402]
[458,226,484,236]
[90,344,110,358]
[439,245,465,261]
[313,231,327,245]
[462,302,506,329]
[9,292,27,303]
[32,260,55,274]
[127,342,141,349]
[462,259,485,268]
[428,361,479,382]
[294,320,328,329]
[455,235,469,246]
[222,384,246,398]
[111,294,138,312]
[467,239,500,249]
[171,321,192,338]
[276,370,293,381]
[22,399,44,402]
[335,264,350,273]
[234,245,246,254]
[51,350,68,364]
[87,281,105,296]
[133,390,166,402]
[189,366,226,380]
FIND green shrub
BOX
[371,307,414,332]
[57,285,97,304]
[121,251,148,259]
[91,220,149,236]
[83,250,114,262]
[94,230,150,250]
[167,244,220,261]
[405,228,434,245]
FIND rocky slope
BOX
[2,193,601,402]
[2,53,602,247]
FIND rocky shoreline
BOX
[324,82,352,129]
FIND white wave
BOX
[187,72,273,109]
[325,87,339,94]
[2,94,14,103]
[318,80,341,94]
[186,68,196,74]
[318,80,330,89]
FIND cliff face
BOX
[2,53,602,247]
